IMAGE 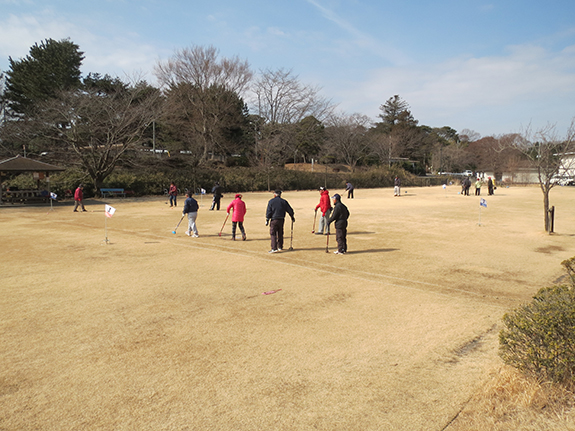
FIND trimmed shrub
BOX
[499,258,575,385]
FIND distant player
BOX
[210,182,223,210]
[168,182,178,207]
[345,181,354,199]
[73,184,87,212]
[394,176,401,196]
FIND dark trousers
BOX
[210,197,221,210]
[232,221,245,238]
[475,188,480,196]
[269,218,285,250]
[336,227,347,253]
[347,189,354,199]
[73,200,85,211]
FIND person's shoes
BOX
[73,210,78,212]
[242,234,246,241]
[277,248,282,252]
[192,234,199,238]
[334,250,345,254]
[268,249,278,253]
[82,209,87,212]
[315,232,323,235]
[185,231,190,236]
[231,237,236,241]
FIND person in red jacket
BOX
[168,182,178,207]
[73,184,87,212]
[314,187,332,235]
[226,193,247,241]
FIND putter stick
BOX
[288,219,294,250]
[325,232,330,253]
[219,213,230,237]
[172,214,185,234]
[312,210,317,233]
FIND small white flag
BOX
[480,198,487,208]
[50,192,57,200]
[105,204,116,218]
[201,188,206,195]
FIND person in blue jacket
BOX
[183,191,199,237]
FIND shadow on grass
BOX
[281,247,399,254]
[345,248,399,254]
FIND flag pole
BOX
[104,213,109,244]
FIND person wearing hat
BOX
[265,190,295,253]
[183,190,200,237]
[226,193,247,241]
[73,184,87,212]
[327,193,349,254]
[314,187,332,235]
[210,181,223,210]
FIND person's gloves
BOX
[265,219,269,226]
[291,217,295,223]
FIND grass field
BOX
[2,184,575,430]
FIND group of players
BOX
[178,183,353,255]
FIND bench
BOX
[100,188,126,198]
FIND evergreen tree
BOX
[5,38,84,115]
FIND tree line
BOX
[0,39,481,184]
[1,38,574,232]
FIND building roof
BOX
[0,155,65,172]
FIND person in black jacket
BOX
[210,182,223,210]
[328,193,349,254]
[265,190,295,253]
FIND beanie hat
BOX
[332,193,341,201]
[235,193,242,199]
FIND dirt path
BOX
[2,185,574,430]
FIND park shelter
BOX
[0,155,65,204]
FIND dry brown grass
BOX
[2,185,575,430]
[448,366,575,430]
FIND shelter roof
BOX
[0,155,65,172]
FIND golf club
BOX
[172,214,185,234]
[219,213,230,237]
[288,219,294,250]
[325,232,330,253]
[312,209,317,233]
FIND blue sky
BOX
[1,0,574,137]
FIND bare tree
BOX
[509,122,575,232]
[252,68,333,125]
[39,79,160,192]
[155,45,253,163]
[324,113,372,171]
[371,126,423,167]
